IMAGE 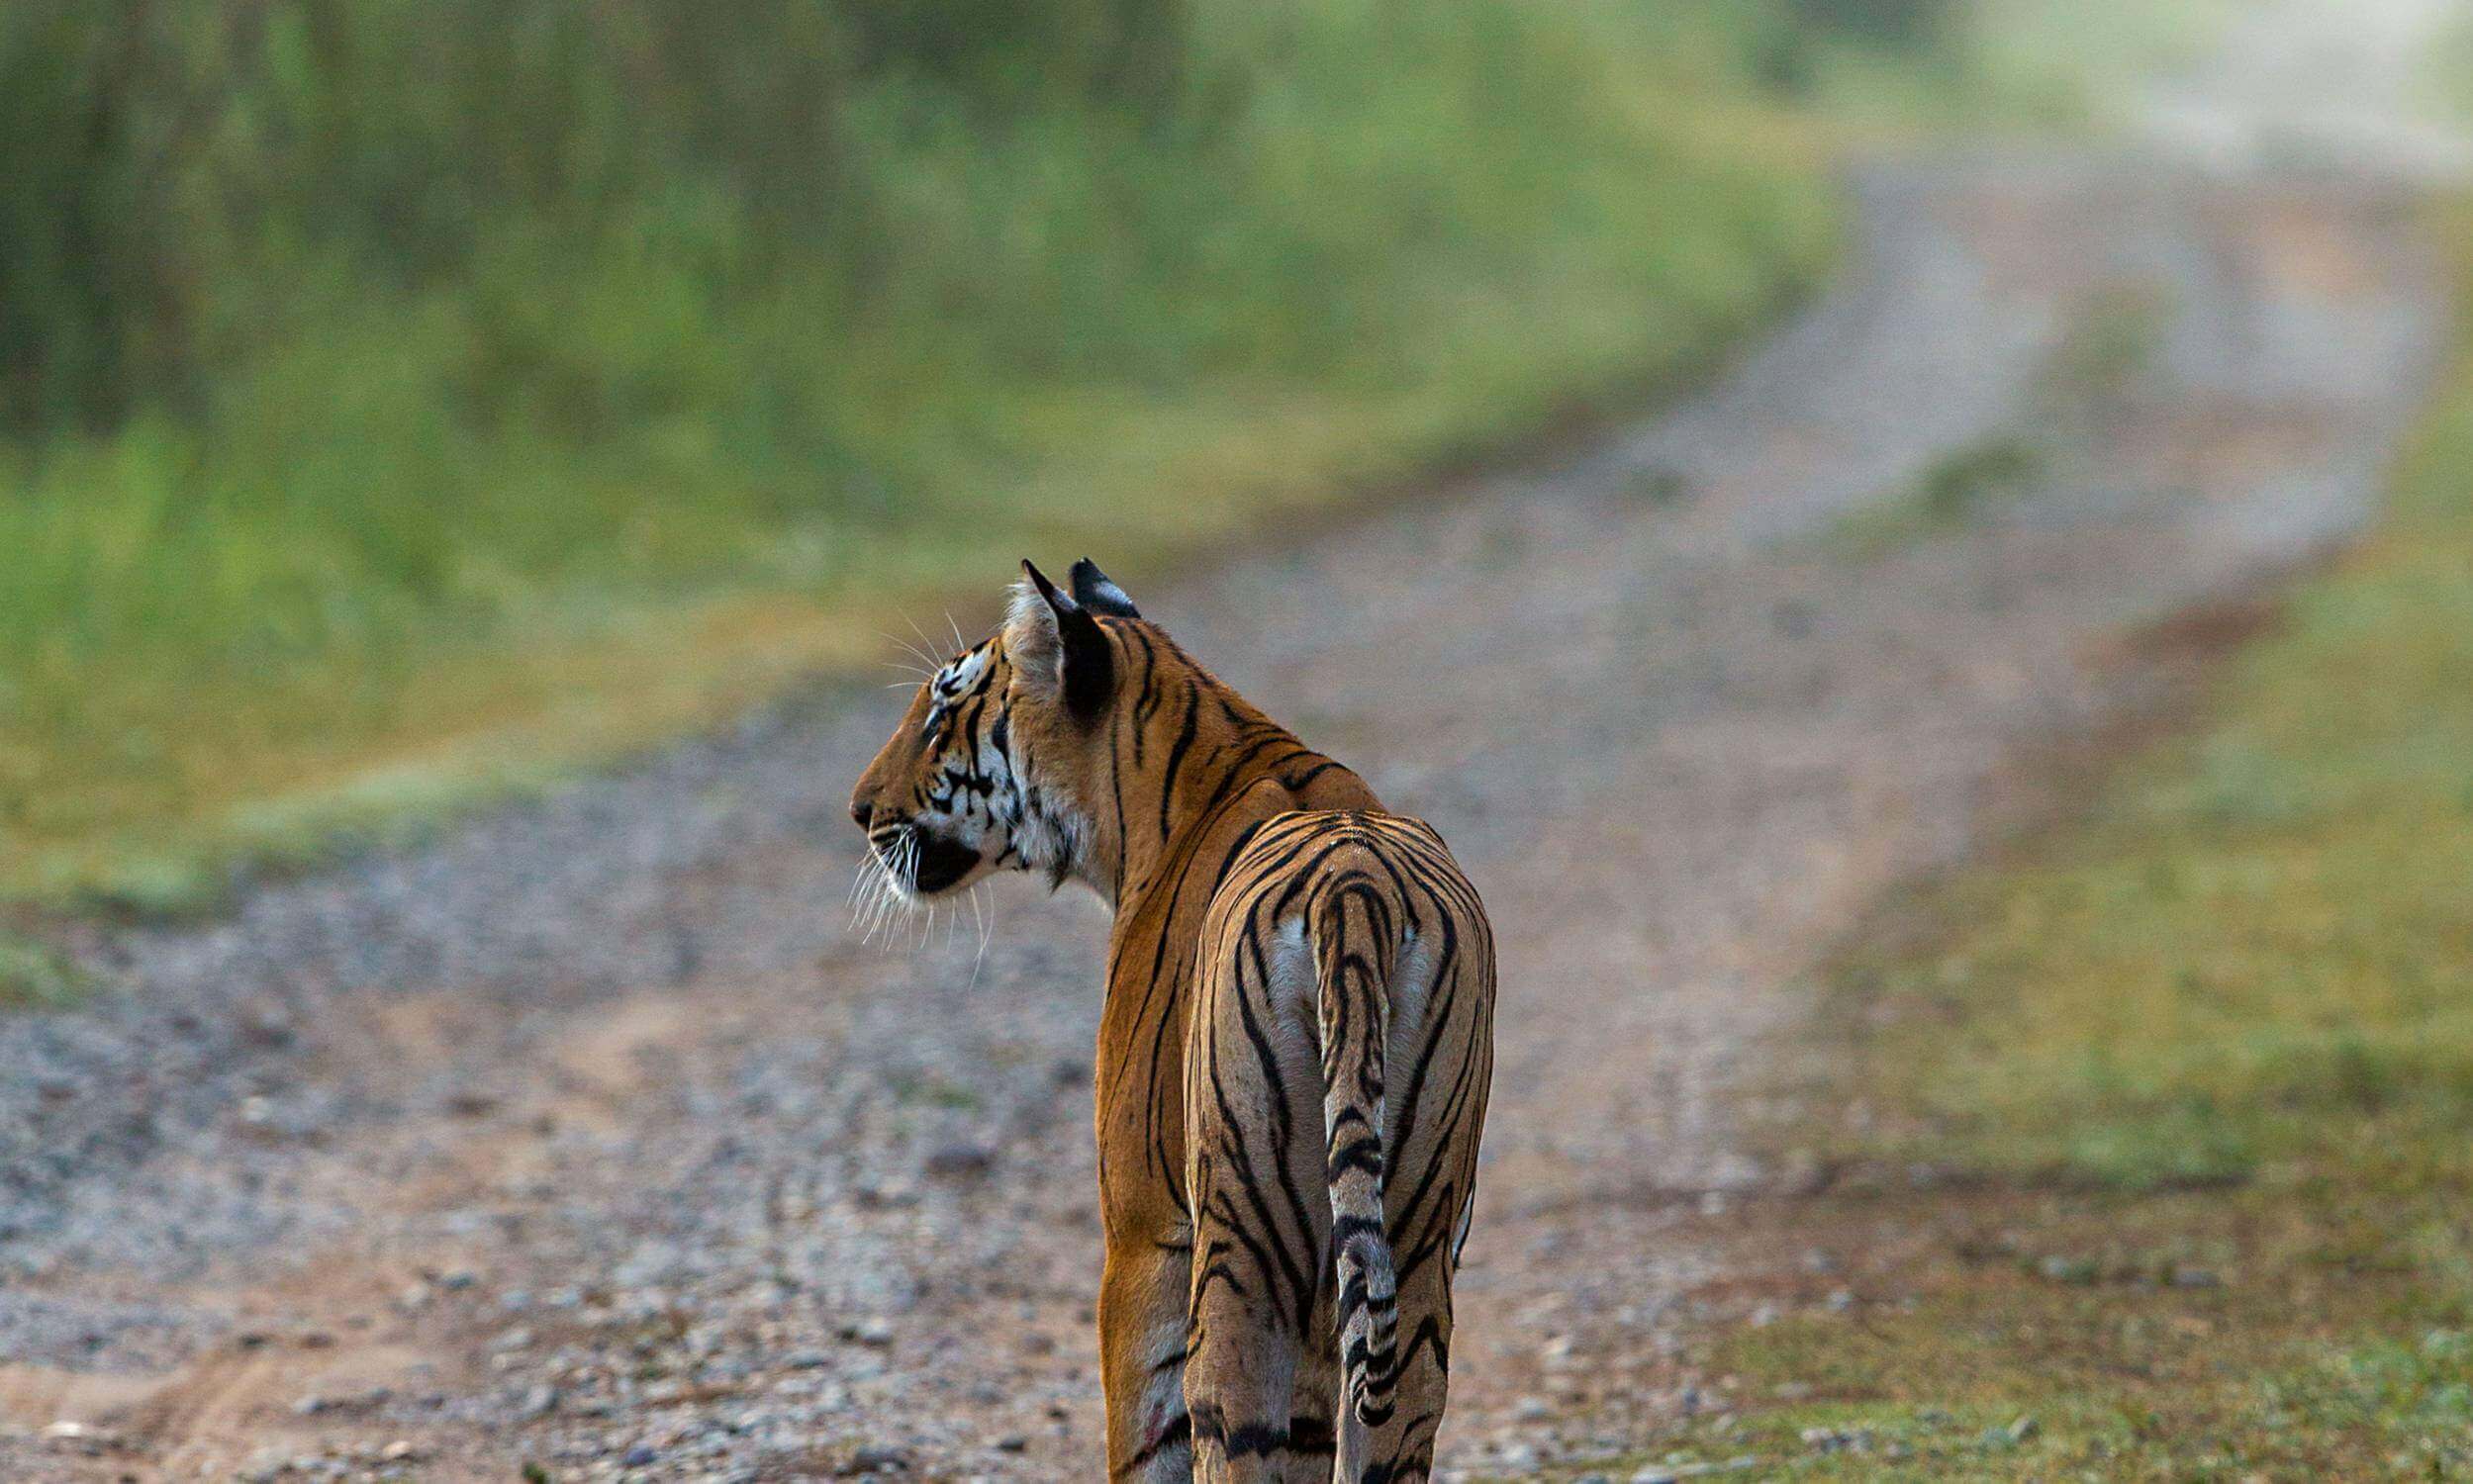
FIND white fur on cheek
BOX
[977,671,1106,901]
[935,645,993,699]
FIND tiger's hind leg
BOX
[1101,1237,1196,1483]
[1185,1253,1302,1483]
[1280,1290,1341,1481]
[1187,1130,1314,1482]
[1186,922,1328,1481]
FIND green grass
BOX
[0,931,87,1008]
[1829,434,2046,559]
[1679,209,2473,1478]
[0,1,1848,914]
[0,1,2218,916]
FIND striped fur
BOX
[852,561,1496,1482]
[1317,875,1400,1431]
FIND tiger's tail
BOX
[1314,879,1398,1433]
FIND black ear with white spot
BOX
[1070,558,1140,619]
[1010,560,1116,722]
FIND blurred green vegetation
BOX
[0,0,2091,909]
[0,929,86,1008]
[0,0,1851,908]
[1673,205,2473,1480]
[1827,433,2045,559]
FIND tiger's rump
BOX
[1185,808,1494,1480]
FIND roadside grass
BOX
[0,1,2221,923]
[1663,211,2473,1478]
[0,931,86,1008]
[0,3,1843,917]
[0,0,2228,922]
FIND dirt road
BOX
[0,116,2449,1484]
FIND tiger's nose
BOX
[850,798,875,830]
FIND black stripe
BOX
[1158,683,1202,841]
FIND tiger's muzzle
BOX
[873,820,984,896]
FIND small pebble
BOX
[848,1444,912,1473]
[923,1145,995,1179]
[839,1317,896,1347]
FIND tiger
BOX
[849,558,1497,1482]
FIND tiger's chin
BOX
[904,831,989,896]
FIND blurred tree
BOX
[1754,0,1957,98]
[0,0,1203,438]
[0,1,202,431]
[1789,0,1953,50]
[846,0,1185,110]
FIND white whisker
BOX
[967,882,994,991]
[862,840,896,947]
[849,847,886,937]
[850,831,919,951]
[879,629,944,673]
[863,833,915,951]
[904,613,950,667]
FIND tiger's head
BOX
[848,557,1143,908]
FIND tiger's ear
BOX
[1008,560,1115,721]
[1070,557,1140,618]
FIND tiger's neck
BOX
[1094,631,1378,922]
